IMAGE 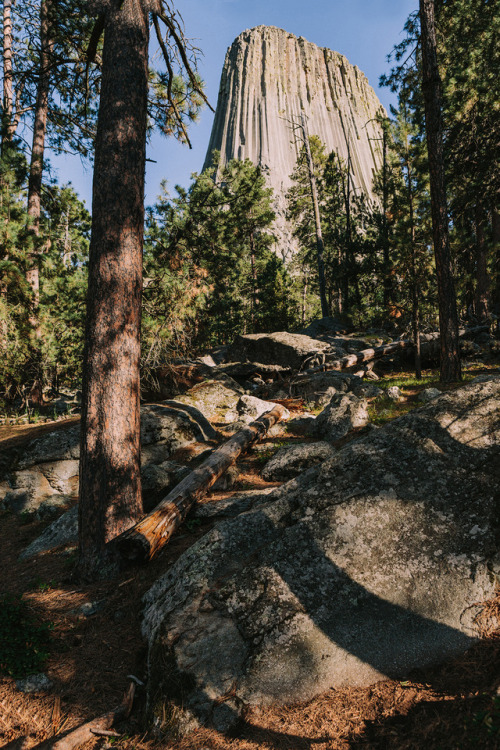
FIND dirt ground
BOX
[1,369,500,750]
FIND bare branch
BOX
[152,14,192,148]
[156,9,213,112]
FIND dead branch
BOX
[30,683,135,750]
[115,404,287,563]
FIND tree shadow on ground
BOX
[2,380,499,749]
[146,380,500,747]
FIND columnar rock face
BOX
[204,26,386,259]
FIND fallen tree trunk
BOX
[333,340,414,369]
[301,340,414,375]
[115,404,286,563]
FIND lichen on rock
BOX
[142,376,500,736]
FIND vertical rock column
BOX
[204,25,387,260]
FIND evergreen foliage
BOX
[0,1,497,406]
[143,155,296,372]
[0,593,52,679]
[382,0,499,322]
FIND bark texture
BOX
[492,206,500,317]
[78,0,150,581]
[301,113,329,317]
[26,0,53,312]
[474,206,489,320]
[419,0,461,382]
[2,0,13,143]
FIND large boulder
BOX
[289,372,362,406]
[236,395,290,422]
[173,379,244,423]
[213,362,292,383]
[139,402,219,450]
[2,403,219,514]
[227,332,330,370]
[299,316,352,338]
[313,392,369,441]
[2,459,79,514]
[19,505,78,560]
[142,376,500,735]
[262,441,335,481]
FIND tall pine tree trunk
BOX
[381,127,392,312]
[250,230,258,326]
[405,149,421,379]
[492,206,500,319]
[78,0,149,581]
[419,0,461,382]
[26,0,52,317]
[2,0,13,148]
[474,205,489,320]
[301,113,330,318]
[301,267,308,325]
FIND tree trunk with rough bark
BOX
[78,0,149,581]
[474,205,489,320]
[26,0,52,316]
[250,229,258,324]
[492,206,500,319]
[2,0,13,148]
[419,0,461,382]
[405,134,421,379]
[381,127,392,312]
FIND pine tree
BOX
[419,0,461,382]
[78,0,209,581]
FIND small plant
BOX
[185,518,201,533]
[19,510,34,525]
[254,449,276,466]
[36,579,58,593]
[368,397,416,426]
[469,694,500,740]
[0,594,53,678]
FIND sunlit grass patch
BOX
[368,398,416,426]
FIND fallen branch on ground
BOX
[31,683,135,750]
[115,404,287,563]
[300,340,414,375]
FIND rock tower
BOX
[204,26,387,259]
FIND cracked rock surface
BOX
[142,376,500,734]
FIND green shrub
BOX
[0,594,52,678]
[469,695,500,741]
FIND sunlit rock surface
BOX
[143,376,500,735]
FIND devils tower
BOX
[204,26,387,259]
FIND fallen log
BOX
[300,339,414,375]
[115,404,286,563]
[31,683,135,750]
[333,340,414,369]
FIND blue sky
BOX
[53,0,416,208]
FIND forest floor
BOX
[1,364,500,750]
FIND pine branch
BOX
[156,6,213,112]
[152,14,192,148]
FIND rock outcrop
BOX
[227,331,330,370]
[204,26,386,259]
[142,376,500,735]
[1,403,219,518]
